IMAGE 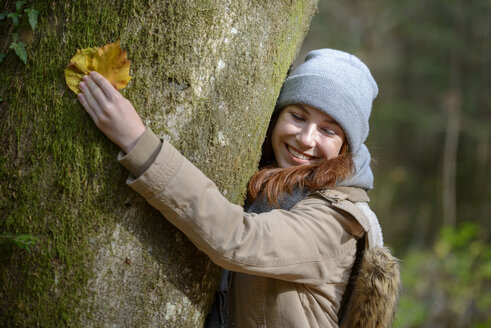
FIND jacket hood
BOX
[337,144,373,190]
[340,246,401,328]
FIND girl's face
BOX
[271,104,346,168]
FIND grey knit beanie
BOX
[275,49,378,189]
[276,49,378,154]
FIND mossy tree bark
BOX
[0,0,317,327]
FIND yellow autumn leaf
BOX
[71,47,98,74]
[65,47,98,94]
[92,41,132,90]
[65,41,132,94]
[64,65,85,94]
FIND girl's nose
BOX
[297,124,316,147]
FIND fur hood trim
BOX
[341,246,401,328]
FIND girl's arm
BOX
[119,132,359,285]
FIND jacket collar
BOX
[323,186,370,203]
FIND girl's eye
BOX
[320,128,336,136]
[291,113,305,121]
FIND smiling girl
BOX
[78,49,399,328]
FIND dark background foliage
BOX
[297,1,490,326]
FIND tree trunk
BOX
[442,0,463,228]
[0,1,317,327]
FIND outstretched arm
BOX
[120,136,358,285]
[78,71,146,153]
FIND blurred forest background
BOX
[296,0,490,327]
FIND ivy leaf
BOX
[24,8,38,30]
[15,0,26,12]
[0,233,39,252]
[7,12,21,27]
[9,41,27,64]
[65,41,132,94]
[0,53,5,64]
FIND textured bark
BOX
[0,0,317,327]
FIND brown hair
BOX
[247,110,354,206]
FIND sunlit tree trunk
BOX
[442,0,463,228]
[0,1,317,326]
[442,89,461,228]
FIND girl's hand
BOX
[78,71,145,153]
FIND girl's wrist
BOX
[120,128,146,154]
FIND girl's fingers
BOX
[89,71,119,100]
[84,75,109,109]
[79,81,103,118]
[78,93,98,122]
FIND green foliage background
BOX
[300,0,490,326]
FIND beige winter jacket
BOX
[118,128,381,328]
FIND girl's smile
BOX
[272,104,346,168]
[285,143,318,161]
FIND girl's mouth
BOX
[286,144,315,160]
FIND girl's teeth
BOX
[288,145,310,160]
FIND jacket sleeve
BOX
[118,130,359,284]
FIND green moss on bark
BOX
[0,0,318,326]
